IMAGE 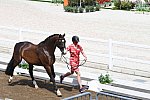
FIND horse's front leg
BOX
[29,64,38,89]
[8,75,13,83]
[45,65,62,97]
[50,65,56,82]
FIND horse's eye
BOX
[58,39,65,43]
[61,40,65,42]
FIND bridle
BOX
[56,38,66,47]
[60,54,86,70]
[56,37,66,54]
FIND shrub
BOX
[18,63,29,69]
[64,5,101,13]
[113,0,121,9]
[121,1,133,10]
[89,6,95,12]
[96,5,101,11]
[98,74,113,84]
[85,6,90,12]
[70,7,74,12]
[135,4,150,12]
[73,7,78,13]
[113,0,135,10]
[64,6,73,12]
[79,7,84,13]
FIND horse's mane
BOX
[38,34,59,45]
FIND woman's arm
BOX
[81,50,87,60]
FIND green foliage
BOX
[73,7,78,13]
[64,6,79,12]
[18,63,29,70]
[135,3,150,12]
[144,0,150,3]
[79,7,84,13]
[52,0,63,3]
[89,6,95,12]
[96,5,101,11]
[64,6,72,12]
[98,74,113,84]
[113,0,121,9]
[68,0,96,7]
[85,6,90,12]
[113,0,135,10]
[64,5,100,13]
[121,1,134,10]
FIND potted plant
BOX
[98,74,113,84]
[18,62,29,70]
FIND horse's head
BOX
[56,34,66,55]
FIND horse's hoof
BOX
[33,80,38,89]
[56,89,62,97]
[57,93,62,97]
[35,85,39,89]
[57,94,62,97]
[8,76,13,83]
[8,80,12,83]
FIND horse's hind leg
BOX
[5,56,15,76]
[6,55,22,83]
[29,64,38,89]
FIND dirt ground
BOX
[0,71,96,100]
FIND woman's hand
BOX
[84,57,87,61]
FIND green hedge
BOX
[113,0,135,10]
[64,6,100,13]
[135,4,150,12]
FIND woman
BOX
[60,36,87,93]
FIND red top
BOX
[66,44,83,71]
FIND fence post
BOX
[108,39,113,70]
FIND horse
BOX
[5,34,66,96]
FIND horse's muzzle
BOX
[60,48,66,55]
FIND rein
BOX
[60,54,86,70]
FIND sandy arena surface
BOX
[0,71,96,100]
[0,0,150,45]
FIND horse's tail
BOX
[5,42,23,76]
[5,56,15,76]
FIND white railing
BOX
[0,26,150,76]
[109,39,150,69]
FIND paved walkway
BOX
[0,0,150,45]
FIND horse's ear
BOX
[59,34,65,38]
[59,34,61,38]
[63,33,65,37]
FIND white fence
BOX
[0,26,150,77]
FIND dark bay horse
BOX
[5,34,66,96]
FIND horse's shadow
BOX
[8,78,74,94]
